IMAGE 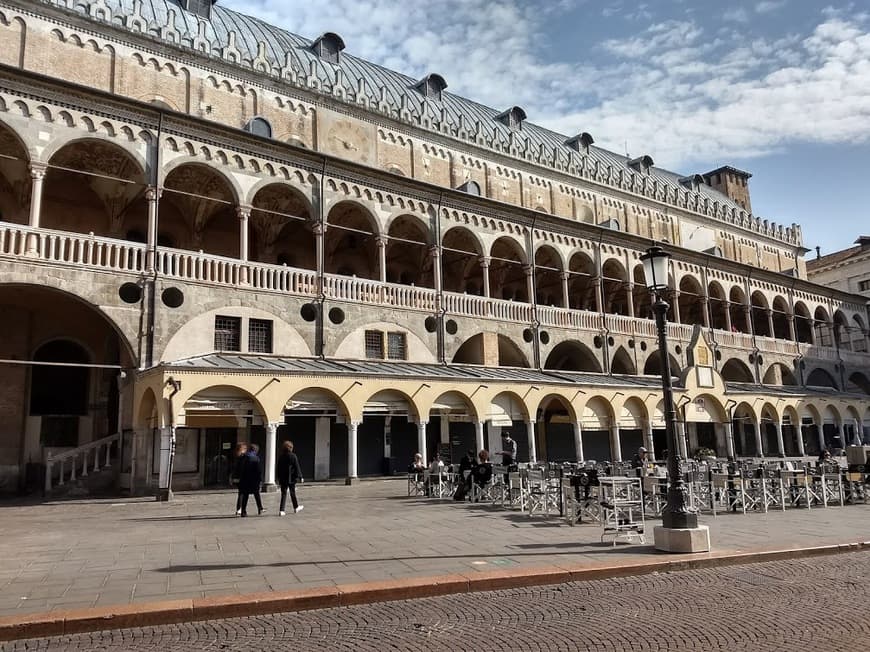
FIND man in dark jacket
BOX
[238,444,265,516]
[276,440,304,515]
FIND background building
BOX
[0,0,868,496]
[807,237,870,300]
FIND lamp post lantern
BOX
[641,245,708,550]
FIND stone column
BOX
[264,423,278,488]
[560,272,570,309]
[25,163,48,255]
[643,421,655,459]
[701,294,710,328]
[796,425,806,457]
[475,421,485,454]
[787,315,797,342]
[157,425,175,501]
[744,305,753,336]
[417,421,428,464]
[145,187,162,273]
[723,421,736,459]
[672,290,681,324]
[430,245,443,294]
[524,264,534,304]
[610,424,622,462]
[626,282,635,318]
[594,275,604,313]
[479,257,491,298]
[346,421,359,484]
[377,235,388,283]
[766,309,775,340]
[817,423,826,453]
[237,206,251,285]
[854,419,863,446]
[774,421,786,457]
[526,420,537,463]
[753,419,764,458]
[573,422,584,462]
[724,301,733,332]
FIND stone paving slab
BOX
[0,479,868,619]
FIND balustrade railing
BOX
[538,305,601,330]
[44,433,119,493]
[0,224,145,272]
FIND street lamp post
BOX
[641,245,709,551]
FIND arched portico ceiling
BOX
[386,214,434,287]
[806,368,838,389]
[581,396,613,430]
[720,358,754,383]
[182,385,267,426]
[545,340,602,374]
[611,346,636,375]
[619,397,647,428]
[428,391,476,420]
[847,372,870,395]
[487,391,529,425]
[250,182,313,263]
[536,393,577,423]
[442,226,484,294]
[363,389,417,419]
[163,163,237,246]
[285,387,348,418]
[685,394,726,423]
[759,401,779,423]
[0,120,31,224]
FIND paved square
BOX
[0,479,868,617]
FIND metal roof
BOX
[165,354,669,388]
[38,0,799,242]
[724,382,858,398]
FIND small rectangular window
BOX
[248,319,273,354]
[859,280,870,291]
[214,316,241,352]
[387,332,407,360]
[365,330,384,359]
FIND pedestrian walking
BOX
[238,443,265,516]
[276,440,304,515]
[233,442,248,516]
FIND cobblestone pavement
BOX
[0,479,868,617]
[5,550,870,651]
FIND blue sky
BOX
[223,0,870,256]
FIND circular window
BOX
[119,282,142,304]
[539,331,550,345]
[328,308,345,324]
[445,320,458,335]
[675,345,682,355]
[300,303,318,322]
[607,336,615,347]
[593,336,603,349]
[715,350,722,361]
[640,341,648,352]
[522,328,534,343]
[161,287,184,308]
[628,339,635,349]
[424,316,437,333]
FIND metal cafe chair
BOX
[407,471,426,497]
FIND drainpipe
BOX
[434,192,446,364]
[161,376,181,502]
[527,214,541,370]
[146,110,164,369]
[316,156,327,359]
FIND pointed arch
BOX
[720,358,755,383]
[610,346,636,375]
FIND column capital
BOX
[478,256,491,269]
[560,271,570,281]
[375,234,388,248]
[236,205,252,220]
[428,244,440,258]
[145,186,164,202]
[416,420,429,428]
[310,220,325,236]
[29,162,48,180]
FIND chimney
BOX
[702,165,752,212]
[815,246,821,260]
[855,236,870,250]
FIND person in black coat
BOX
[233,442,248,515]
[238,443,265,516]
[276,440,304,515]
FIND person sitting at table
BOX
[426,453,444,496]
[471,449,493,489]
[408,453,426,476]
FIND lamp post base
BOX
[654,525,711,553]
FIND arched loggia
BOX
[324,201,379,280]
[535,245,564,307]
[249,183,314,268]
[441,226,483,295]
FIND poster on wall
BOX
[173,428,200,473]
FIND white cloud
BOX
[222,1,870,172]
[756,0,787,13]
[723,7,749,22]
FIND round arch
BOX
[678,275,705,326]
[793,301,813,344]
[452,333,530,368]
[249,182,314,267]
[284,386,350,421]
[162,162,239,256]
[442,226,484,295]
[325,200,380,280]
[847,372,870,395]
[568,251,597,312]
[771,296,791,340]
[386,214,433,287]
[729,286,748,333]
[0,118,33,225]
[643,349,681,378]
[544,340,603,373]
[536,393,577,462]
[136,387,159,429]
[707,281,728,331]
[489,236,528,302]
[601,258,629,315]
[362,388,420,422]
[580,395,615,462]
[814,306,834,347]
[806,367,838,389]
[43,138,148,240]
[762,362,797,386]
[720,358,755,383]
[534,244,564,307]
[424,390,478,423]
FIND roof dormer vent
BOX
[311,32,345,64]
[413,73,447,101]
[564,132,594,153]
[678,174,703,191]
[495,106,527,131]
[628,155,654,174]
[184,0,216,20]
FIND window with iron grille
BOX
[185,0,213,19]
[365,330,384,359]
[248,319,273,354]
[214,316,241,351]
[387,332,407,360]
[859,279,870,292]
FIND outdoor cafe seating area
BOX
[407,449,870,546]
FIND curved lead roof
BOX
[39,0,798,243]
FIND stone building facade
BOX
[0,0,868,495]
[807,237,870,300]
